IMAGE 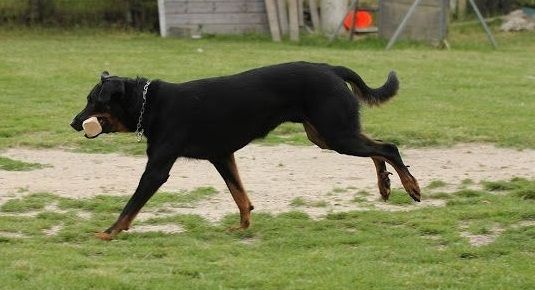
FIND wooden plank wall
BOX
[159,0,269,37]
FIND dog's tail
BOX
[331,66,399,106]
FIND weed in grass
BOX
[429,192,452,199]
[455,189,483,198]
[148,187,218,208]
[463,220,497,236]
[290,197,328,208]
[331,187,347,193]
[459,252,479,259]
[352,196,368,203]
[289,197,307,207]
[483,178,535,200]
[352,190,371,203]
[427,180,448,189]
[461,178,475,185]
[0,156,49,171]
[16,186,29,193]
[309,201,328,208]
[326,187,350,196]
[513,187,535,200]
[387,189,414,205]
[357,190,371,196]
[484,180,520,191]
[1,192,57,213]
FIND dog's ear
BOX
[98,78,125,104]
[101,71,110,82]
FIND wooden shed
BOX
[157,0,269,37]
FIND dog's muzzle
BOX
[70,119,83,131]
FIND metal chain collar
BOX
[135,80,151,142]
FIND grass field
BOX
[0,26,534,154]
[0,179,534,289]
[1,25,534,289]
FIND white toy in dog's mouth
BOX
[82,116,103,138]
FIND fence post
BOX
[321,0,349,35]
[288,0,300,41]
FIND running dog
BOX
[70,62,421,240]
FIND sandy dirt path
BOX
[1,144,534,221]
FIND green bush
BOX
[0,0,158,30]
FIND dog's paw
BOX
[401,173,421,202]
[95,231,114,241]
[378,171,392,201]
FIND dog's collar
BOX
[135,80,151,142]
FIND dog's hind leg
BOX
[210,154,254,230]
[304,121,330,149]
[96,148,178,241]
[305,120,394,200]
[328,134,421,202]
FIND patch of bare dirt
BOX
[459,222,506,247]
[0,231,28,239]
[42,223,64,236]
[1,144,534,225]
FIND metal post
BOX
[349,0,359,41]
[469,0,497,48]
[385,0,423,50]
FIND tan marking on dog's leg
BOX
[373,155,421,202]
[96,214,137,241]
[372,157,392,201]
[354,134,420,201]
[228,184,252,230]
[303,121,330,149]
[228,155,253,229]
[212,154,253,230]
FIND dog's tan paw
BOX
[378,171,392,201]
[95,232,114,241]
[401,173,421,202]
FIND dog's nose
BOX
[70,119,82,131]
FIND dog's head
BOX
[70,71,131,138]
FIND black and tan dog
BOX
[71,62,420,240]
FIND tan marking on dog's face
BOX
[89,113,129,133]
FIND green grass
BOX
[484,177,535,200]
[147,187,218,207]
[290,197,328,208]
[426,179,448,189]
[0,156,49,171]
[0,26,534,154]
[387,189,415,205]
[0,179,534,289]
[1,25,533,289]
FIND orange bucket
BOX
[343,10,373,30]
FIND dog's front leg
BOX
[96,147,178,241]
